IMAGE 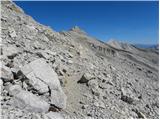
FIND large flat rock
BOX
[9,85,50,113]
[20,58,67,109]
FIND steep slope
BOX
[1,1,159,119]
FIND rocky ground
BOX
[0,1,159,119]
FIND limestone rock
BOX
[1,64,13,82]
[8,27,17,38]
[88,79,99,89]
[44,112,63,119]
[19,61,49,94]
[3,46,19,59]
[9,85,50,113]
[51,88,67,109]
[20,58,60,92]
[8,84,22,96]
[121,88,138,104]
[20,58,67,108]
[78,73,95,83]
[0,79,4,91]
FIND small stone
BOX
[93,101,99,107]
[82,105,88,109]
[8,27,17,38]
[98,101,106,109]
[45,50,56,56]
[8,84,22,96]
[0,79,4,91]
[3,46,19,59]
[88,79,99,89]
[121,88,137,104]
[67,60,73,64]
[1,64,14,82]
[78,73,95,83]
[36,51,50,59]
[68,52,74,58]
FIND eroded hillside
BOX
[1,1,159,119]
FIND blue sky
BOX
[15,1,158,44]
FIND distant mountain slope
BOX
[107,40,136,51]
[134,44,159,49]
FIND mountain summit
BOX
[69,26,86,35]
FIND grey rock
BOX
[44,112,63,119]
[88,79,99,89]
[67,60,73,64]
[44,50,56,56]
[8,27,17,38]
[8,84,22,96]
[132,108,146,119]
[0,79,4,91]
[20,62,49,94]
[81,104,89,109]
[20,58,61,90]
[93,101,105,109]
[78,73,95,83]
[120,88,138,104]
[3,46,19,59]
[1,64,13,82]
[20,58,67,108]
[51,88,67,109]
[1,1,159,118]
[9,85,50,113]
[36,50,51,60]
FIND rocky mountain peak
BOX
[69,26,86,35]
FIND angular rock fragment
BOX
[120,88,138,104]
[132,108,146,119]
[14,90,50,112]
[44,112,64,119]
[20,58,67,108]
[3,46,19,59]
[8,27,17,38]
[1,64,13,82]
[20,58,60,90]
[0,79,4,91]
[68,60,73,64]
[8,85,50,113]
[78,73,95,83]
[51,88,67,109]
[8,84,22,96]
[36,50,50,60]
[88,79,99,89]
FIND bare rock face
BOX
[70,26,86,35]
[19,58,67,109]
